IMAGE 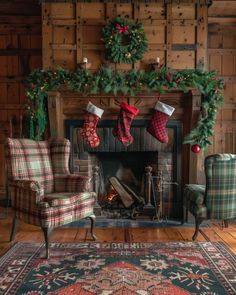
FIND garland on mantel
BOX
[26,66,224,149]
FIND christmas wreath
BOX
[102,17,148,64]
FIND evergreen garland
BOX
[26,66,224,148]
[102,17,148,64]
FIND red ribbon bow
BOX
[116,24,129,34]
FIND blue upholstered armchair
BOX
[184,154,236,240]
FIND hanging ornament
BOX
[175,77,181,84]
[165,74,171,82]
[191,144,201,153]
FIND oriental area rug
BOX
[0,242,235,295]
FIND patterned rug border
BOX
[1,241,236,295]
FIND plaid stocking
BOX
[147,101,175,143]
[113,102,139,146]
[80,102,104,148]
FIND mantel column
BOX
[47,91,64,138]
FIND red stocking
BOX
[80,102,104,148]
[112,102,139,146]
[147,101,175,143]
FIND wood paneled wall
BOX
[42,2,208,71]
[0,0,235,198]
[0,0,42,199]
[208,0,236,156]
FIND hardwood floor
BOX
[0,209,236,256]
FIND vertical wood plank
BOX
[47,91,64,138]
[76,3,83,66]
[42,3,52,69]
[166,3,173,68]
[197,3,208,69]
[105,3,116,20]
[133,3,140,70]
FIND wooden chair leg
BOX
[10,216,17,242]
[182,202,189,224]
[88,214,96,241]
[42,227,51,259]
[223,220,228,228]
[192,217,204,241]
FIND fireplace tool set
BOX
[151,171,179,221]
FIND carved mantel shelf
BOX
[47,89,202,185]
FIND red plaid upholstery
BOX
[6,138,95,228]
[50,138,70,174]
[6,139,54,193]
[43,192,93,207]
[54,174,90,192]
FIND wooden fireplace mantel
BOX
[47,89,202,185]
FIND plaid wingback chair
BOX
[6,138,96,258]
[184,154,236,240]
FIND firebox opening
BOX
[66,119,182,220]
[89,152,158,216]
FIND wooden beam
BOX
[0,16,41,24]
[196,2,208,70]
[42,3,53,69]
[217,76,236,83]
[0,24,41,34]
[166,3,172,68]
[51,44,77,50]
[208,17,236,24]
[209,24,236,34]
[76,3,83,66]
[0,49,41,56]
[0,1,41,16]
[39,0,211,4]
[208,49,236,55]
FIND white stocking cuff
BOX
[86,102,104,118]
[154,101,175,116]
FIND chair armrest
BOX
[184,184,205,206]
[8,179,45,206]
[54,174,90,192]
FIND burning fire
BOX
[104,186,118,203]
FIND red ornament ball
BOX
[191,144,201,153]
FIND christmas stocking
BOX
[80,102,104,148]
[112,102,139,146]
[147,101,175,143]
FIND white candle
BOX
[156,57,160,63]
[83,57,88,63]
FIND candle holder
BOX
[78,58,91,70]
[150,58,162,71]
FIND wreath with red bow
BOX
[102,17,148,64]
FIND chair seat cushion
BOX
[43,192,93,207]
[184,184,206,205]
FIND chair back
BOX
[6,138,71,193]
[205,154,236,219]
[6,138,54,193]
[49,138,70,175]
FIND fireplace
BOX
[47,89,202,222]
[65,119,182,220]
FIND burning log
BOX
[109,176,144,208]
[103,186,119,203]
